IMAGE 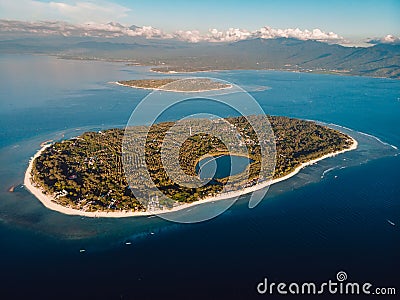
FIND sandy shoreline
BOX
[24,137,358,218]
[112,81,233,93]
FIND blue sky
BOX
[0,0,399,40]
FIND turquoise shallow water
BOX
[0,54,399,299]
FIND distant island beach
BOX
[114,78,232,92]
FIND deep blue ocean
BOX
[0,54,399,299]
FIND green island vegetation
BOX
[31,116,353,212]
[117,78,231,92]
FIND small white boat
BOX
[387,219,395,226]
[79,249,86,253]
[150,232,155,235]
[125,242,132,245]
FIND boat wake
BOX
[321,167,338,179]
[387,219,396,226]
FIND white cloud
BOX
[173,30,203,43]
[0,19,165,38]
[0,0,131,23]
[203,26,343,43]
[366,34,400,45]
[207,28,252,42]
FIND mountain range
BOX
[0,20,398,79]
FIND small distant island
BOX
[115,78,232,92]
[25,116,357,217]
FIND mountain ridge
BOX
[0,34,398,79]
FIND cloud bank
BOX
[0,19,348,44]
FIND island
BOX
[115,78,232,92]
[25,115,357,217]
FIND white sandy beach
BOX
[24,137,358,218]
[112,81,233,93]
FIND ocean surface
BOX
[0,54,399,299]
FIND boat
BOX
[387,219,395,226]
[125,242,132,245]
[79,249,86,253]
